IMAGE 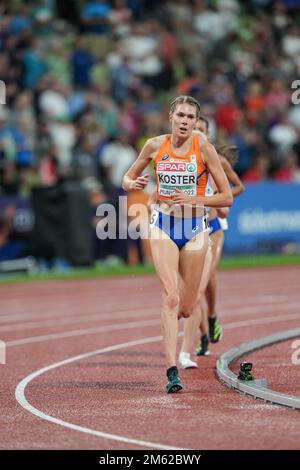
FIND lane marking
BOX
[15,312,300,449]
[224,312,300,329]
[0,302,160,323]
[0,308,158,332]
[7,319,159,347]
[15,335,185,451]
[2,298,299,331]
[7,311,300,347]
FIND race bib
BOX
[156,161,197,197]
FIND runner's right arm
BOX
[122,139,156,191]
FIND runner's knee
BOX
[178,302,194,318]
[164,292,180,311]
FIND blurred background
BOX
[1,0,300,276]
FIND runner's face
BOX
[170,103,197,138]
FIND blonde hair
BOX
[170,95,201,119]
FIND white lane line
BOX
[7,319,159,347]
[220,301,300,317]
[224,312,300,329]
[2,298,299,332]
[2,292,300,325]
[15,312,300,450]
[15,335,186,451]
[7,311,300,348]
[0,301,160,323]
[0,307,158,332]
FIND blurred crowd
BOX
[1,0,300,195]
[1,0,300,264]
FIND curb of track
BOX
[216,327,300,410]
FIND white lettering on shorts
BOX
[150,209,159,227]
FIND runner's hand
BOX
[171,189,191,205]
[130,174,149,190]
[216,207,229,218]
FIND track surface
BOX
[1,266,300,450]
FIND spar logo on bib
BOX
[157,162,187,172]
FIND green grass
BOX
[219,253,300,269]
[0,254,300,284]
[0,263,155,284]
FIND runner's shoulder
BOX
[146,134,168,152]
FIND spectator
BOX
[242,154,270,183]
[71,37,95,89]
[269,114,298,155]
[274,152,300,182]
[100,131,137,194]
[2,0,300,265]
[81,0,112,35]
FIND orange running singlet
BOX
[154,134,208,201]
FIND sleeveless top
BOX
[153,134,208,201]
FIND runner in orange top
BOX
[154,132,208,202]
[123,96,232,393]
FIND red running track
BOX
[0,266,300,450]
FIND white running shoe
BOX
[178,352,198,369]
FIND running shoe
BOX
[208,316,223,343]
[178,352,198,369]
[195,334,210,356]
[166,367,184,393]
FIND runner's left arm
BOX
[220,156,245,197]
